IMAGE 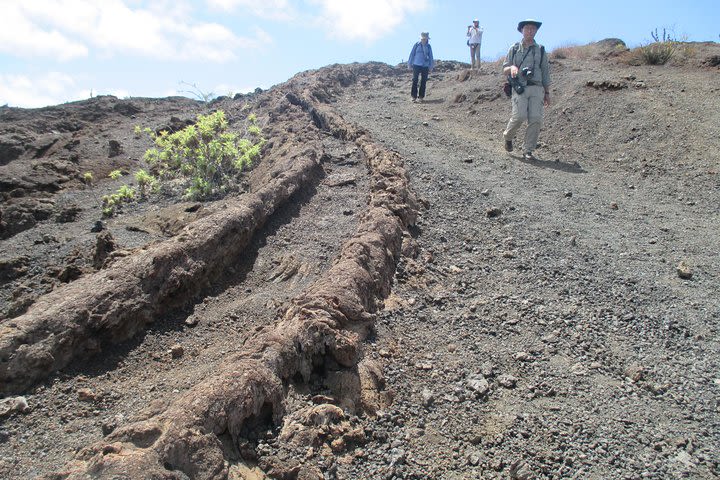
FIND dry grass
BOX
[636,42,676,64]
[550,43,595,60]
[625,42,697,66]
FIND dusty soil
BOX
[1,42,719,479]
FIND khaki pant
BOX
[503,85,544,153]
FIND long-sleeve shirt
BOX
[467,27,483,45]
[408,41,435,70]
[502,40,551,88]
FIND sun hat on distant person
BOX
[517,19,542,32]
[420,32,430,39]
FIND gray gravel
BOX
[324,62,720,479]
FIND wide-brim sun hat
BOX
[420,32,430,39]
[517,19,542,32]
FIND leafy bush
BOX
[108,170,123,180]
[143,110,265,199]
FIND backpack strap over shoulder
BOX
[511,42,520,63]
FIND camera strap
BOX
[512,43,533,68]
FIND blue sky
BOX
[1,0,717,108]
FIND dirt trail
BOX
[330,55,720,479]
[1,44,719,479]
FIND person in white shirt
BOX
[466,19,483,70]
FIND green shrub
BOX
[143,110,265,200]
[135,169,158,196]
[108,170,123,180]
[102,185,137,217]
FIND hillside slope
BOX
[0,43,719,479]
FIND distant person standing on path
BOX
[467,19,483,69]
[502,19,551,160]
[408,32,435,103]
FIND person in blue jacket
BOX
[407,32,435,102]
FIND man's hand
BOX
[509,65,519,78]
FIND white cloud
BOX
[173,23,269,62]
[0,4,88,60]
[0,0,269,62]
[206,0,296,20]
[311,0,430,41]
[0,72,81,108]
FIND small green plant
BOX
[101,185,136,217]
[117,185,135,199]
[143,110,265,200]
[108,170,123,180]
[134,125,154,138]
[135,169,158,196]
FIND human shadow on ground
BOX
[512,153,586,173]
[420,98,445,104]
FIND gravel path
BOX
[328,62,719,479]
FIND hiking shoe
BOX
[411,98,417,103]
[523,152,537,160]
[504,140,513,152]
[418,97,424,103]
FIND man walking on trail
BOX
[502,19,551,160]
[467,19,483,70]
[408,32,435,103]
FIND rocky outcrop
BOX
[45,64,418,480]
[0,133,323,395]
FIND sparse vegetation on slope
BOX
[143,109,266,200]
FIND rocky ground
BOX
[1,42,719,479]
